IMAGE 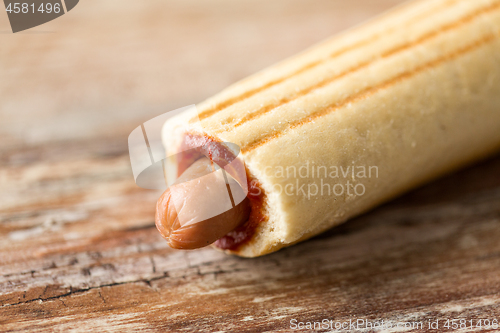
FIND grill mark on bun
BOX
[241,32,499,154]
[212,1,500,134]
[196,0,462,121]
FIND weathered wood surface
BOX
[2,0,500,332]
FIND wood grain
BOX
[2,0,500,332]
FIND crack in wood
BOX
[149,256,156,273]
[98,290,106,304]
[1,273,170,308]
[2,270,37,278]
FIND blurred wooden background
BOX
[2,0,500,331]
[0,0,404,148]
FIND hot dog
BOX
[157,0,500,257]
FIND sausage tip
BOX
[155,158,251,250]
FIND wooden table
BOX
[1,0,500,331]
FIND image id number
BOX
[6,2,61,14]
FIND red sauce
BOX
[177,133,267,251]
[214,174,266,250]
